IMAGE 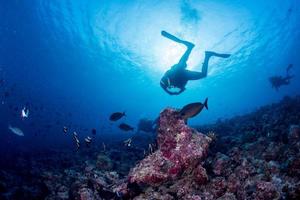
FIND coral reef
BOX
[118,96,300,199]
[1,96,300,199]
[127,108,211,187]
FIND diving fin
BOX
[161,31,184,44]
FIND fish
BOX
[91,128,96,135]
[180,98,208,120]
[148,144,154,154]
[124,138,132,147]
[63,126,68,133]
[8,125,24,136]
[119,123,134,131]
[21,107,29,119]
[73,132,80,149]
[84,136,92,146]
[109,112,126,121]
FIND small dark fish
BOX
[63,126,68,133]
[73,132,80,149]
[110,112,126,121]
[84,136,92,147]
[180,98,208,120]
[91,128,96,135]
[124,138,132,147]
[21,107,29,118]
[119,123,134,131]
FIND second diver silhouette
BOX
[269,64,294,91]
[160,31,231,95]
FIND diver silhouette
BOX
[160,31,231,95]
[269,64,294,91]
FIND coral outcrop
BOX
[127,108,211,187]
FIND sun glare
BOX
[153,40,203,73]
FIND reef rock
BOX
[254,181,280,200]
[128,108,211,186]
[288,125,300,143]
[213,152,231,176]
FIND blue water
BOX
[0,0,300,150]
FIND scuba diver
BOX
[269,64,294,91]
[160,31,231,95]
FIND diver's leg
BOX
[184,70,205,80]
[161,31,194,48]
[196,51,231,78]
[162,31,186,44]
[161,31,195,68]
[177,42,195,67]
[196,52,211,78]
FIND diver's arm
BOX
[170,87,185,95]
[160,78,186,95]
[160,81,176,95]
[161,85,177,95]
[177,87,185,94]
[163,86,185,95]
[160,80,174,95]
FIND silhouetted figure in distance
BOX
[269,64,294,91]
